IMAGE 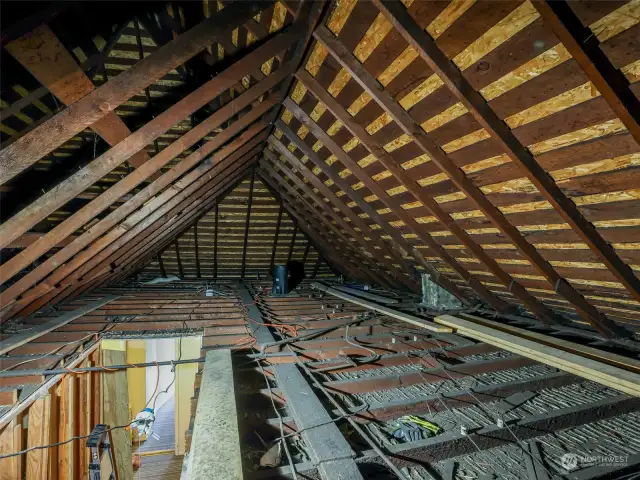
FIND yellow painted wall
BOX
[126,340,146,420]
[174,336,201,455]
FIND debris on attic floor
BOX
[1,0,640,478]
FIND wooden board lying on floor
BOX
[459,313,640,374]
[435,314,640,397]
[312,281,453,333]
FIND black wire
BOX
[0,422,131,460]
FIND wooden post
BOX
[26,395,51,480]
[213,203,219,279]
[240,169,256,278]
[158,253,167,278]
[287,221,298,264]
[269,205,283,273]
[175,241,184,278]
[102,349,133,480]
[194,222,201,278]
[0,416,22,480]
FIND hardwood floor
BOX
[133,395,183,479]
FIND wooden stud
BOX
[314,24,628,338]
[26,395,51,480]
[175,241,184,278]
[287,221,298,264]
[102,349,133,480]
[158,253,167,278]
[213,203,219,279]
[194,221,201,278]
[302,239,311,266]
[270,205,284,273]
[241,169,256,278]
[312,256,322,278]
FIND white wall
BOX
[145,338,176,411]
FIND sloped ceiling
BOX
[141,173,335,279]
[1,0,639,337]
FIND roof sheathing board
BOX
[271,0,640,328]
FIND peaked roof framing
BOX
[1,0,639,339]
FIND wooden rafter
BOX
[20,156,261,315]
[0,1,267,184]
[260,162,393,288]
[277,101,486,307]
[4,134,266,318]
[266,138,419,291]
[0,24,298,250]
[258,171,370,283]
[264,147,406,290]
[531,1,640,146]
[5,25,151,170]
[313,24,628,338]
[0,106,272,310]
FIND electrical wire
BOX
[0,422,131,460]
[415,334,557,478]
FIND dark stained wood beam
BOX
[312,255,322,278]
[5,25,151,170]
[0,0,268,184]
[174,241,184,278]
[532,1,640,145]
[270,205,284,273]
[287,221,298,264]
[302,239,311,266]
[313,23,629,338]
[213,202,219,279]
[0,24,298,250]
[240,169,256,278]
[194,221,201,278]
[0,69,285,290]
[158,253,167,278]
[0,125,269,313]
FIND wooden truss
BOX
[1,0,639,338]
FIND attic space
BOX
[1,0,640,479]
